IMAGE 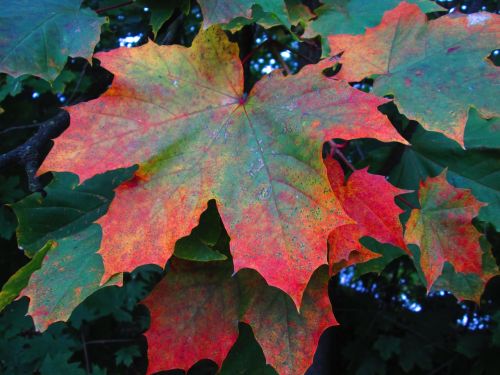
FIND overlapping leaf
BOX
[363,116,500,231]
[219,324,277,375]
[0,0,106,81]
[3,168,138,329]
[142,258,335,374]
[40,26,405,306]
[0,242,52,312]
[405,171,487,290]
[329,2,499,145]
[142,259,239,373]
[19,225,121,331]
[198,0,290,29]
[139,0,190,37]
[424,237,499,302]
[304,0,443,55]
[237,266,336,375]
[325,157,408,273]
[221,0,313,30]
[12,168,136,256]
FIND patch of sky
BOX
[118,33,143,48]
[457,310,490,331]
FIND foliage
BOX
[0,0,499,374]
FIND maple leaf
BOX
[219,323,277,375]
[198,0,290,28]
[363,113,500,232]
[12,168,136,256]
[19,225,121,331]
[142,258,335,374]
[328,2,499,146]
[237,265,336,375]
[325,157,409,273]
[142,259,239,373]
[463,108,500,151]
[404,170,487,290]
[0,242,52,312]
[220,0,313,31]
[138,0,190,37]
[0,0,106,81]
[303,0,443,55]
[426,237,499,302]
[40,26,406,306]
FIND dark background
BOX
[1,1,500,374]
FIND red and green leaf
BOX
[404,170,487,290]
[325,157,409,273]
[303,0,443,55]
[142,259,239,373]
[40,26,405,307]
[328,2,499,146]
[237,265,336,375]
[19,225,121,331]
[143,258,335,374]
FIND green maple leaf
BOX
[0,0,106,81]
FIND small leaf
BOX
[139,0,190,37]
[115,345,141,367]
[325,157,409,273]
[405,170,487,290]
[374,335,401,360]
[39,353,86,375]
[219,323,277,375]
[425,237,499,302]
[364,120,500,231]
[175,236,227,261]
[0,241,53,312]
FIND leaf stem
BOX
[95,0,133,14]
[81,331,91,375]
[270,43,291,75]
[85,338,136,345]
[395,195,416,210]
[328,140,355,172]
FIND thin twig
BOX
[81,331,91,375]
[428,355,458,375]
[270,43,292,75]
[328,140,355,171]
[159,13,184,45]
[241,41,265,66]
[66,61,89,106]
[95,0,133,14]
[396,195,416,210]
[85,338,136,345]
[272,40,316,63]
[0,110,70,192]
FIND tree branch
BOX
[0,110,70,192]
